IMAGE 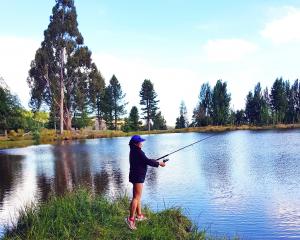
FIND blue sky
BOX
[1,1,300,125]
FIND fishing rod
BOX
[156,134,217,162]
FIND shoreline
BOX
[3,188,206,239]
[1,124,299,150]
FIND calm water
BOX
[0,130,300,239]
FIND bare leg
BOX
[137,189,143,216]
[130,183,143,218]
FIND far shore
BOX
[1,124,300,150]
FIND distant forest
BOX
[176,78,300,129]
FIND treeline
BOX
[175,78,300,128]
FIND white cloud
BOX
[261,6,300,44]
[202,39,258,62]
[93,53,199,126]
[0,36,40,108]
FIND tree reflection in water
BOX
[34,140,126,198]
[0,154,24,208]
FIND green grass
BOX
[0,139,34,149]
[3,189,206,240]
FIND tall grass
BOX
[3,189,206,240]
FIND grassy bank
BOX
[1,124,300,149]
[3,189,205,240]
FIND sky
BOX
[1,0,300,126]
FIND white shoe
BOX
[135,214,148,221]
[125,217,137,230]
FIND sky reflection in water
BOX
[0,130,299,239]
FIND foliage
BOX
[103,75,127,130]
[285,79,300,123]
[234,109,246,125]
[27,0,98,132]
[72,109,92,129]
[211,80,231,125]
[122,106,142,132]
[102,86,114,130]
[153,111,167,130]
[121,117,130,132]
[175,101,189,129]
[139,79,159,131]
[270,78,288,123]
[228,109,236,125]
[192,83,212,127]
[0,87,23,132]
[47,104,60,129]
[89,63,106,123]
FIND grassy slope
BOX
[3,189,206,240]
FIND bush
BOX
[40,129,57,142]
[8,130,20,141]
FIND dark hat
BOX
[130,135,145,143]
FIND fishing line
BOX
[156,134,217,162]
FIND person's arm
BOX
[140,151,159,167]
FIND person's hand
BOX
[159,161,166,167]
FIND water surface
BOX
[0,130,299,239]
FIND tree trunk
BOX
[4,129,7,138]
[147,99,150,131]
[59,9,66,135]
[97,116,100,130]
[114,100,117,131]
[147,118,150,131]
[65,113,72,130]
[60,49,64,135]
[63,107,72,130]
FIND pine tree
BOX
[253,83,263,124]
[139,79,159,131]
[89,63,106,127]
[102,86,114,130]
[175,101,188,129]
[261,87,272,125]
[270,78,288,123]
[235,109,246,125]
[293,79,300,122]
[192,83,212,126]
[27,0,97,134]
[245,91,255,124]
[122,106,141,132]
[103,75,127,130]
[211,80,231,125]
[153,111,167,130]
[72,108,91,129]
[245,83,269,125]
[128,106,141,131]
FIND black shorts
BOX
[129,174,145,184]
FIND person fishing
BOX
[125,135,166,230]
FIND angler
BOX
[125,133,216,230]
[125,135,166,230]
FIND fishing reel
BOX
[162,158,169,163]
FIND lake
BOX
[0,130,299,239]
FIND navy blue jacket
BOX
[129,143,159,183]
